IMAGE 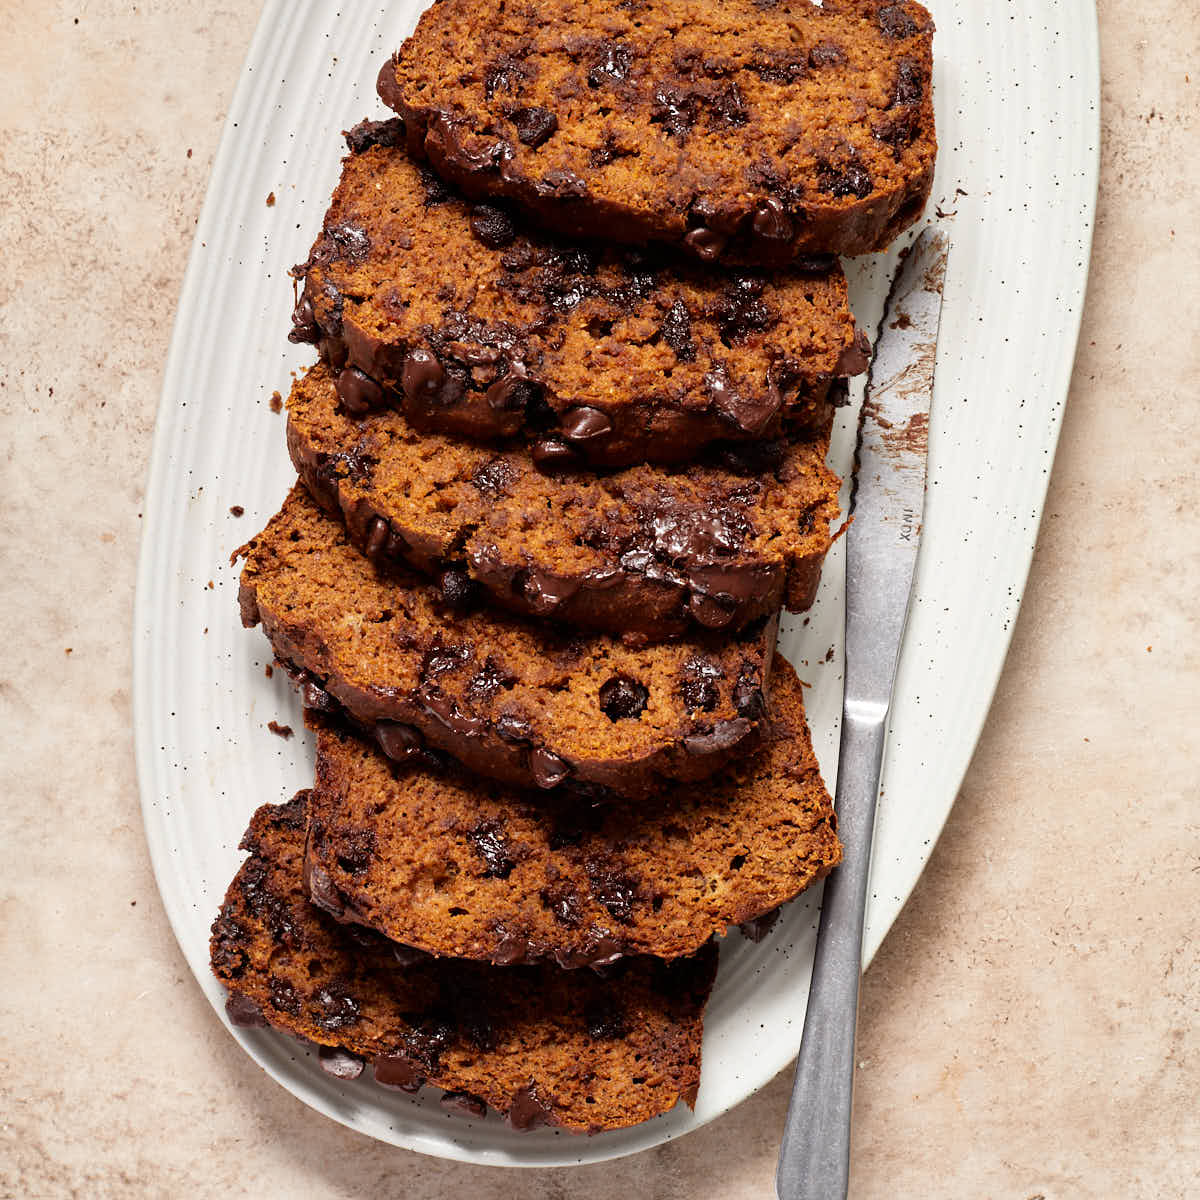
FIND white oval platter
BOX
[133,0,1099,1168]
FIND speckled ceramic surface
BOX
[132,0,1099,1168]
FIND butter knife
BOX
[776,229,950,1200]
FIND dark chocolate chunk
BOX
[588,42,632,87]
[808,41,847,68]
[306,860,347,919]
[680,657,724,712]
[225,992,268,1027]
[511,105,558,148]
[335,366,383,415]
[682,226,728,262]
[599,675,649,722]
[559,406,613,443]
[289,294,320,344]
[439,567,477,611]
[738,906,782,943]
[752,197,794,242]
[683,717,751,755]
[651,86,698,140]
[530,747,570,789]
[468,820,517,879]
[878,4,921,38]
[374,1054,424,1092]
[344,117,405,155]
[507,1084,552,1131]
[469,204,516,248]
[705,367,780,436]
[495,714,534,745]
[401,348,445,402]
[818,161,874,199]
[375,720,425,761]
[531,437,581,473]
[659,299,696,361]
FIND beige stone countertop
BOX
[2,2,1197,1196]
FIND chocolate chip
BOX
[537,168,588,198]
[442,1091,488,1119]
[300,676,337,712]
[540,882,584,928]
[324,222,370,266]
[817,162,874,199]
[417,164,453,206]
[289,294,319,344]
[268,977,302,1016]
[313,984,361,1032]
[306,861,347,918]
[344,117,405,155]
[418,685,488,737]
[683,717,752,755]
[511,105,558,148]
[401,348,445,403]
[320,1046,365,1079]
[507,1084,552,1131]
[705,367,780,437]
[519,568,582,614]
[588,42,632,86]
[486,365,539,412]
[495,714,533,745]
[733,664,767,722]
[469,204,516,248]
[374,1054,424,1092]
[375,720,425,761]
[599,675,649,722]
[531,438,581,473]
[468,820,517,879]
[893,57,925,106]
[484,55,526,99]
[716,276,774,341]
[559,406,612,443]
[225,992,268,1027]
[375,54,404,109]
[651,86,697,140]
[680,657,723,712]
[530,747,570,789]
[465,656,515,703]
[708,81,748,128]
[585,1000,628,1041]
[335,366,383,415]
[688,591,737,629]
[364,516,390,561]
[585,861,638,924]
[877,4,921,38]
[659,299,695,361]
[471,456,517,497]
[439,567,477,611]
[836,330,872,377]
[682,226,728,262]
[808,41,847,69]
[752,197,794,242]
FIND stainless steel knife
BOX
[776,228,950,1200]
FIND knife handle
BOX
[776,706,887,1200]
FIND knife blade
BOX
[776,228,949,1200]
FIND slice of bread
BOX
[377,0,935,262]
[236,486,778,797]
[288,363,840,642]
[210,794,717,1133]
[305,654,840,967]
[289,123,864,467]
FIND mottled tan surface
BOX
[1,3,1197,1197]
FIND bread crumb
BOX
[269,391,283,413]
[264,664,274,678]
[268,721,294,739]
[266,191,276,207]
[230,505,245,517]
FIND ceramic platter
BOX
[133,0,1099,1167]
